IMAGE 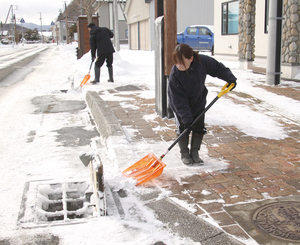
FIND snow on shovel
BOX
[123,83,235,186]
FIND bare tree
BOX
[66,1,82,21]
[72,0,107,23]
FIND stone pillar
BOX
[238,0,256,61]
[282,0,300,64]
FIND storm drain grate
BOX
[252,201,300,242]
[19,180,95,228]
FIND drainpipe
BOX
[113,0,120,51]
[266,0,283,85]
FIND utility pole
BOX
[11,5,15,47]
[163,0,176,76]
[113,0,120,51]
[39,12,43,43]
[14,14,17,44]
[65,2,69,44]
[56,24,59,45]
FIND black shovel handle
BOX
[88,60,93,73]
[159,83,234,160]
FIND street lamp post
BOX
[11,7,15,47]
[20,17,25,44]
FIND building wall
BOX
[215,0,267,59]
[130,22,139,49]
[282,1,300,64]
[126,0,151,50]
[214,0,239,57]
[127,0,150,24]
[214,0,300,80]
[139,19,150,50]
[129,19,149,50]
[177,0,214,33]
[255,0,268,58]
[99,4,110,28]
[149,1,155,50]
[98,2,128,42]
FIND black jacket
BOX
[168,54,237,125]
[89,26,115,58]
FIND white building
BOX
[214,0,300,81]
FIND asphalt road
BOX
[0,45,48,86]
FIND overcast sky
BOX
[1,0,71,26]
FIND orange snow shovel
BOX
[80,61,93,87]
[123,83,235,185]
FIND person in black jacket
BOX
[168,44,237,166]
[87,23,115,84]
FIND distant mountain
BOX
[22,23,52,31]
[1,23,52,34]
[2,23,30,33]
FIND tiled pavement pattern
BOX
[99,82,300,241]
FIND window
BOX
[222,1,239,35]
[187,27,197,35]
[265,0,269,33]
[199,27,211,36]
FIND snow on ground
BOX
[1,42,300,245]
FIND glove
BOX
[227,80,236,91]
[92,56,95,62]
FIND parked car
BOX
[1,39,11,45]
[177,25,214,55]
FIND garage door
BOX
[130,19,149,50]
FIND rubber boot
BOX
[190,132,204,164]
[107,67,114,82]
[91,66,100,84]
[178,133,193,165]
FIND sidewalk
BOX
[85,81,300,245]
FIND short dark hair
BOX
[172,44,199,65]
[87,23,95,28]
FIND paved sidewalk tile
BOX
[98,83,300,243]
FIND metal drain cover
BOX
[115,85,142,91]
[252,201,300,242]
[19,180,95,228]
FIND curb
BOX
[85,91,124,139]
[147,198,242,245]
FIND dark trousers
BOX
[95,53,113,68]
[175,109,207,135]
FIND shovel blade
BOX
[80,74,91,87]
[123,153,166,185]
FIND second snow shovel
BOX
[123,83,235,185]
[80,61,93,87]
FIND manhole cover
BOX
[252,201,300,242]
[115,85,142,91]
